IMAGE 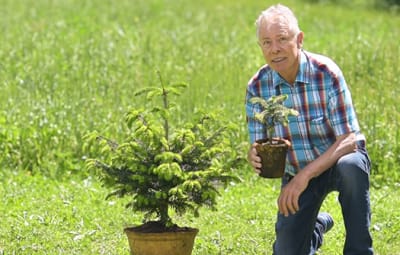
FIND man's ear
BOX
[297,31,304,49]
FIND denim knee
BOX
[336,150,370,181]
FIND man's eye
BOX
[279,37,288,43]
[263,41,271,46]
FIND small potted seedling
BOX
[84,71,243,255]
[249,94,299,178]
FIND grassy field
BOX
[1,0,400,254]
[1,172,400,254]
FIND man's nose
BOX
[270,40,281,53]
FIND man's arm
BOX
[277,132,357,217]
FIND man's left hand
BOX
[277,173,310,217]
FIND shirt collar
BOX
[272,50,310,87]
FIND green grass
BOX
[0,0,399,180]
[1,0,399,179]
[1,171,399,254]
[1,0,400,254]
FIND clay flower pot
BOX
[124,225,199,255]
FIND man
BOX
[245,4,373,255]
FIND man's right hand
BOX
[247,143,262,174]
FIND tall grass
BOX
[2,0,399,181]
[2,0,398,181]
[1,1,400,254]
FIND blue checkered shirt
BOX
[245,50,362,176]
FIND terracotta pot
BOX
[255,138,289,178]
[124,227,199,255]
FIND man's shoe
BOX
[316,212,334,233]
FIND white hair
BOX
[255,4,301,39]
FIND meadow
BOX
[1,0,400,254]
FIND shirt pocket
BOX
[309,116,334,155]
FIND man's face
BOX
[258,17,303,81]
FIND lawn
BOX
[1,171,399,254]
[1,0,399,254]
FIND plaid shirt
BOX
[245,50,361,175]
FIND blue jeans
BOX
[273,144,373,255]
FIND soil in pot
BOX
[255,138,289,178]
[124,221,199,255]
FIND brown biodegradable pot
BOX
[124,225,199,255]
[255,138,289,178]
